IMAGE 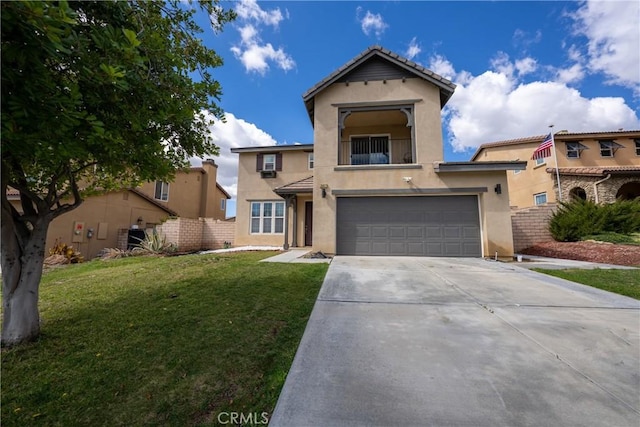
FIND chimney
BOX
[199,158,218,217]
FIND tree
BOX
[1,0,235,347]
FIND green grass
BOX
[532,268,640,300]
[1,252,328,426]
[582,232,640,245]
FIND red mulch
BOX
[520,241,640,267]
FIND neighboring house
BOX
[8,159,231,259]
[232,46,525,257]
[138,158,231,220]
[471,130,640,209]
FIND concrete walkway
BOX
[270,256,640,427]
[260,249,332,264]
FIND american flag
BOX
[532,133,553,160]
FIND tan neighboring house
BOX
[471,130,640,209]
[232,46,526,257]
[8,159,231,259]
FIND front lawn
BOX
[532,268,640,300]
[1,251,328,426]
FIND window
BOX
[635,139,640,156]
[534,192,547,205]
[250,201,285,234]
[308,153,314,169]
[220,199,226,211]
[566,142,584,158]
[535,157,545,166]
[154,181,169,201]
[350,135,390,165]
[513,169,521,175]
[263,154,276,171]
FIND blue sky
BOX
[188,0,640,217]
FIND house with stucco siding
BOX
[471,130,640,209]
[231,46,525,258]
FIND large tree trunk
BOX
[1,204,49,347]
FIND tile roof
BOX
[273,176,314,195]
[546,166,640,177]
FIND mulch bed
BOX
[520,241,640,267]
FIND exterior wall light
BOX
[494,184,502,194]
[320,184,328,198]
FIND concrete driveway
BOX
[270,256,640,427]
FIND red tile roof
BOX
[546,166,640,177]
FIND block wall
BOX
[511,204,557,252]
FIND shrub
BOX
[549,199,605,241]
[549,198,640,242]
[48,240,84,263]
[131,230,177,255]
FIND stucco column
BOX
[291,196,298,247]
[283,196,291,250]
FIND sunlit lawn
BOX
[533,268,640,300]
[1,251,328,426]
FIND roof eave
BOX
[434,161,527,173]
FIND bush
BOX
[131,230,177,255]
[48,240,84,263]
[549,198,640,242]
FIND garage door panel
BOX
[336,196,481,257]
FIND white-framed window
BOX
[566,142,583,158]
[535,157,545,166]
[308,153,314,169]
[599,140,614,157]
[154,181,169,201]
[534,192,547,205]
[263,154,276,171]
[250,201,285,234]
[220,199,226,211]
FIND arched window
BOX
[569,187,587,200]
[616,182,640,200]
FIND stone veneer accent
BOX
[556,176,639,204]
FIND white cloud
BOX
[231,0,295,75]
[429,55,640,153]
[570,0,640,91]
[357,7,388,38]
[191,112,278,199]
[405,37,421,60]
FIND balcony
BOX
[338,138,413,166]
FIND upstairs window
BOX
[220,199,226,211]
[351,135,390,165]
[263,154,276,171]
[154,181,169,201]
[535,157,545,166]
[598,140,623,157]
[635,139,640,156]
[308,153,314,169]
[565,142,587,159]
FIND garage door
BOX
[336,196,481,256]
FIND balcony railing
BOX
[338,139,413,165]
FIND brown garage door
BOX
[336,196,481,256]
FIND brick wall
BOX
[156,217,235,252]
[511,204,557,252]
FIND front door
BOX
[304,201,313,246]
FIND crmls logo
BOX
[217,412,269,425]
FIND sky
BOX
[187,0,640,218]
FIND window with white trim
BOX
[535,157,545,166]
[263,154,276,171]
[154,181,169,201]
[599,140,614,157]
[220,199,226,211]
[534,192,547,205]
[308,153,314,169]
[250,201,285,234]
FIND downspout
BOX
[593,174,611,204]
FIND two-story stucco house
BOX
[232,46,525,257]
[471,130,640,209]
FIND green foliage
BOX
[48,240,84,264]
[131,230,177,255]
[2,0,235,222]
[550,199,640,242]
[533,268,640,299]
[583,232,640,246]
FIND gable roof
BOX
[129,188,179,216]
[302,45,456,124]
[216,183,231,199]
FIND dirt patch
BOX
[520,241,640,267]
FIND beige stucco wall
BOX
[10,190,171,260]
[311,78,515,256]
[138,161,228,220]
[234,149,314,247]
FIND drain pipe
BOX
[593,174,611,204]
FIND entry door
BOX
[305,201,313,246]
